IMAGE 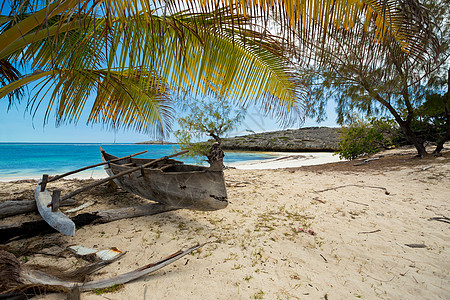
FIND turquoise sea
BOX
[0,143,275,180]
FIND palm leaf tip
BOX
[0,59,23,107]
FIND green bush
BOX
[337,118,395,160]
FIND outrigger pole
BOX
[59,150,189,202]
[40,150,149,187]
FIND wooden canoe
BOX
[100,148,228,211]
[35,180,76,236]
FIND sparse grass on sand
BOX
[1,144,449,299]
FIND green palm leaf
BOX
[2,5,302,132]
[0,0,440,136]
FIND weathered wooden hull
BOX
[100,149,228,211]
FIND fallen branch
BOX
[428,216,450,224]
[405,243,427,248]
[226,181,251,187]
[23,244,203,291]
[363,272,395,283]
[315,184,390,195]
[0,203,177,244]
[348,200,369,206]
[358,229,381,234]
[312,197,326,204]
[1,244,204,298]
[0,199,76,219]
[353,157,381,166]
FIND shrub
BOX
[337,118,395,160]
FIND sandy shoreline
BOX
[0,145,449,299]
[229,152,343,169]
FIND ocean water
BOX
[0,143,275,180]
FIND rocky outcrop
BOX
[221,127,341,152]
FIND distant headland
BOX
[136,127,341,152]
[135,141,176,145]
[221,127,340,152]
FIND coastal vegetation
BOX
[1,0,442,141]
[337,118,395,160]
[338,90,450,159]
[299,0,449,157]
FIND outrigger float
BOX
[35,148,228,236]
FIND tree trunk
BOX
[398,122,428,157]
[206,142,225,170]
[361,80,427,157]
[433,68,450,154]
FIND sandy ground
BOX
[229,152,343,170]
[0,145,449,299]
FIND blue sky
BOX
[0,96,338,143]
[0,2,339,143]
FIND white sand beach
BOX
[0,145,449,299]
[230,152,343,169]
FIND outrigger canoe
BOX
[100,148,228,211]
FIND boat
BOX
[100,148,228,211]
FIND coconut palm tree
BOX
[1,2,300,136]
[0,0,438,136]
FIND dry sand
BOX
[0,145,449,299]
[229,152,343,169]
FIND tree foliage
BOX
[1,0,442,137]
[394,92,449,146]
[0,1,301,137]
[174,97,245,163]
[300,0,449,156]
[337,117,395,160]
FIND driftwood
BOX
[358,229,381,234]
[0,199,76,219]
[353,157,381,166]
[315,184,390,195]
[348,200,370,206]
[428,216,450,224]
[65,201,95,213]
[405,243,427,248]
[0,203,177,244]
[0,244,204,298]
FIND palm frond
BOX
[105,8,302,115]
[3,0,437,135]
[166,0,439,60]
[0,68,174,136]
[0,59,23,107]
